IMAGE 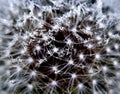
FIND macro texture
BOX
[0,0,120,94]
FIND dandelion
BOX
[0,0,120,94]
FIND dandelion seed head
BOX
[1,0,120,94]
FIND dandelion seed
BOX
[16,66,22,73]
[50,81,57,87]
[114,43,119,50]
[96,35,102,41]
[113,60,119,68]
[35,45,41,51]
[106,47,112,53]
[66,39,72,45]
[53,47,59,53]
[20,49,26,54]
[68,59,74,65]
[27,84,33,91]
[92,79,97,86]
[71,73,77,79]
[78,83,84,90]
[99,22,105,28]
[27,57,33,64]
[30,71,37,77]
[72,27,77,33]
[79,53,85,60]
[95,53,101,60]
[52,66,58,72]
[42,35,49,41]
[102,66,108,73]
[87,43,93,49]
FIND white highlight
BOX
[53,24,59,30]
[20,49,26,54]
[53,47,59,53]
[72,27,77,32]
[68,59,74,65]
[106,47,112,53]
[27,57,33,63]
[71,73,77,79]
[87,44,93,49]
[42,35,48,41]
[35,45,41,51]
[86,26,91,31]
[52,66,58,72]
[38,59,44,64]
[85,26,93,35]
[99,22,105,28]
[89,68,94,74]
[66,39,72,45]
[113,60,119,67]
[95,53,101,60]
[16,66,22,72]
[78,83,84,89]
[30,71,37,77]
[23,34,29,40]
[114,43,119,50]
[92,79,97,85]
[96,35,102,41]
[51,81,57,87]
[108,32,113,37]
[8,80,15,87]
[102,66,108,73]
[79,53,84,60]
[27,84,33,91]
